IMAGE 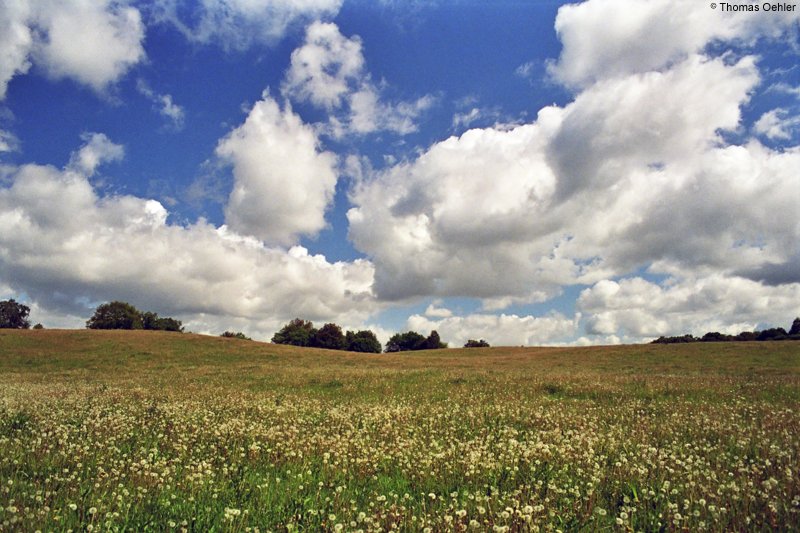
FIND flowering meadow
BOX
[1,330,798,531]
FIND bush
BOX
[221,331,252,340]
[32,323,44,330]
[464,339,490,348]
[0,299,31,329]
[345,330,382,353]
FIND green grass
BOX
[0,329,799,531]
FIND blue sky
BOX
[1,0,798,346]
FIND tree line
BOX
[651,317,800,344]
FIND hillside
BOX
[1,328,799,392]
[1,329,799,531]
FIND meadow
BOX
[0,330,798,532]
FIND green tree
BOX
[272,318,317,346]
[142,311,183,332]
[345,330,382,353]
[0,299,30,329]
[422,330,447,350]
[385,331,427,352]
[311,323,347,350]
[464,339,490,348]
[789,317,800,336]
[86,301,143,330]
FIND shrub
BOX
[221,331,252,340]
[464,339,490,348]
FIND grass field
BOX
[1,330,799,531]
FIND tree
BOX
[346,330,382,353]
[756,327,787,341]
[384,330,447,352]
[789,318,800,336]
[0,299,31,329]
[422,330,447,350]
[272,318,317,346]
[311,323,347,350]
[141,311,183,332]
[464,339,490,348]
[86,301,143,330]
[385,331,427,352]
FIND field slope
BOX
[1,330,799,531]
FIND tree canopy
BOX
[312,323,347,351]
[0,299,31,329]
[86,301,182,331]
[86,301,143,330]
[271,318,317,346]
[345,330,382,353]
[385,330,447,352]
[271,319,383,353]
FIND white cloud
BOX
[0,1,32,99]
[578,276,800,340]
[754,108,800,140]
[548,0,797,89]
[0,129,19,153]
[424,300,452,318]
[67,132,125,176]
[451,107,481,130]
[407,311,578,347]
[0,0,145,98]
[282,21,434,136]
[136,80,185,130]
[0,136,377,339]
[346,0,799,349]
[156,0,342,50]
[216,91,338,245]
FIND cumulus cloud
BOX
[136,80,185,130]
[156,0,342,50]
[578,276,800,340]
[347,0,800,344]
[407,311,578,347]
[548,0,797,89]
[0,0,145,98]
[216,91,338,245]
[67,133,125,176]
[282,21,434,136]
[0,135,377,339]
[0,1,32,99]
[0,129,19,153]
[754,108,800,140]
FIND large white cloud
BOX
[0,135,377,339]
[548,0,798,89]
[578,275,800,340]
[0,0,145,98]
[346,0,800,343]
[407,310,579,348]
[282,21,434,136]
[217,92,338,245]
[156,0,342,50]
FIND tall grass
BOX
[0,330,798,531]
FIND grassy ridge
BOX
[1,330,799,531]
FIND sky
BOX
[1,0,799,347]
